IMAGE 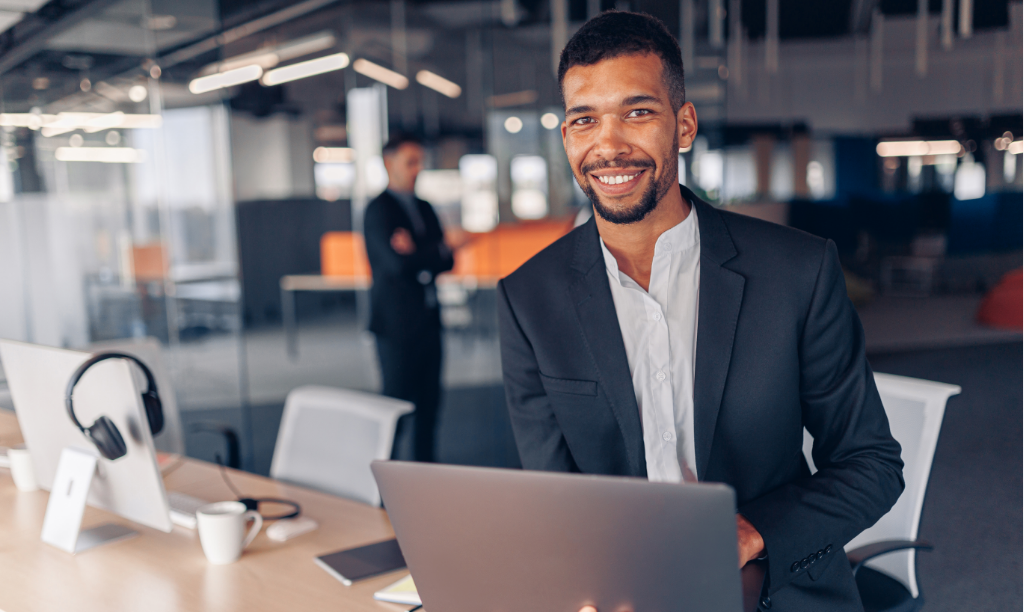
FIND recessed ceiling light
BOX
[504,116,523,134]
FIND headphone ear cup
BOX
[141,391,164,436]
[87,416,128,460]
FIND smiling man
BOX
[497,11,904,611]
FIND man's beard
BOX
[576,144,678,225]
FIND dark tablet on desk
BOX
[315,539,407,586]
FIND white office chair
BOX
[803,372,960,611]
[270,385,414,506]
[88,337,186,455]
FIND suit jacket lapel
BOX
[689,190,745,481]
[568,217,647,477]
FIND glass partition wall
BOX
[0,0,252,468]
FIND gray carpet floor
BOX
[867,342,1023,612]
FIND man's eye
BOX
[627,109,652,118]
[572,117,594,125]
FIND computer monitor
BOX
[0,339,172,533]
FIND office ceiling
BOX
[0,0,1015,128]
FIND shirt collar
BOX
[599,202,700,279]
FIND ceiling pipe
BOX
[158,0,341,71]
[0,0,121,75]
[959,0,973,38]
[941,0,953,49]
[765,0,779,73]
[915,0,928,78]
[680,0,694,77]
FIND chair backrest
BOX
[88,337,185,455]
[321,232,371,279]
[270,385,414,506]
[802,372,960,598]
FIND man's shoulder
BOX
[365,191,393,216]
[716,204,824,247]
[367,190,396,207]
[711,204,829,269]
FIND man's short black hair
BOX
[383,132,423,156]
[557,11,685,112]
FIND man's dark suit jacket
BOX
[363,190,453,339]
[497,185,904,610]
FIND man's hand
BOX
[445,227,472,250]
[737,514,765,568]
[390,228,415,254]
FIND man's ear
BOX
[677,102,698,150]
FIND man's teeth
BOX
[597,172,640,185]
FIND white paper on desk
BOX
[41,447,98,553]
[373,574,421,605]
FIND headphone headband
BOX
[65,351,165,461]
[65,352,159,431]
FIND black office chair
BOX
[189,422,241,469]
[848,540,934,612]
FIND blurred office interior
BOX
[0,0,1019,608]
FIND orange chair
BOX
[494,220,572,278]
[322,220,572,284]
[321,232,372,279]
[451,219,573,281]
[131,243,167,281]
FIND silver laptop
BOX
[372,461,744,612]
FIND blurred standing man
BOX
[364,134,453,462]
[498,11,903,611]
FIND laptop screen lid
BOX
[372,460,743,612]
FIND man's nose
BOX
[590,118,631,162]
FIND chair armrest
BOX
[847,539,933,575]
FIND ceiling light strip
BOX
[313,147,355,163]
[189,65,263,94]
[262,53,350,86]
[875,140,962,157]
[0,112,162,134]
[54,147,146,163]
[415,70,461,98]
[352,59,408,90]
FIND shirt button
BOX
[655,371,667,381]
[662,431,673,441]
[652,312,662,321]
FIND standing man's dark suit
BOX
[498,186,904,610]
[364,189,453,462]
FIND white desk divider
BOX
[41,447,137,553]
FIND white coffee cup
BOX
[8,447,38,492]
[196,501,263,564]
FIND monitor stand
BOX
[40,447,139,554]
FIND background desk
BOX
[0,409,764,612]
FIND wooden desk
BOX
[0,410,764,612]
[0,410,409,612]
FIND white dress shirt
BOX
[599,206,700,483]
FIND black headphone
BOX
[65,352,165,461]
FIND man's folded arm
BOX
[738,239,905,594]
[497,279,580,473]
[363,202,453,277]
